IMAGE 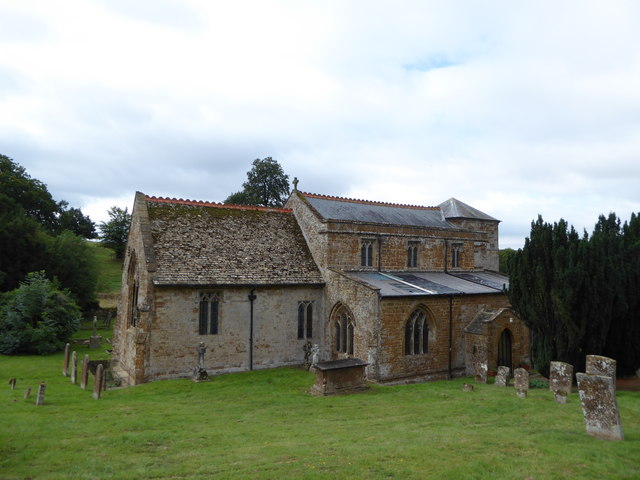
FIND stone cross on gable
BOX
[292,177,299,191]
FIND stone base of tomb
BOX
[310,358,369,396]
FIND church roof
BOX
[438,198,499,222]
[299,192,455,228]
[341,271,508,297]
[142,195,324,287]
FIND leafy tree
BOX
[0,271,81,355]
[0,154,59,231]
[55,201,97,238]
[99,206,131,259]
[498,248,517,274]
[45,231,98,310]
[224,157,290,207]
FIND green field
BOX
[1,348,638,480]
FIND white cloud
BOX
[1,1,639,249]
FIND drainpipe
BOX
[448,295,453,379]
[248,289,257,371]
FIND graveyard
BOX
[1,343,639,480]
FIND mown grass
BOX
[1,353,638,480]
[88,241,122,295]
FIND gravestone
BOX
[24,387,31,399]
[80,354,89,390]
[586,355,616,383]
[62,343,70,376]
[549,361,573,404]
[474,362,488,384]
[70,351,77,385]
[193,342,209,382]
[89,316,102,349]
[495,366,510,387]
[462,383,474,392]
[302,341,312,370]
[35,382,46,406]
[9,378,16,390]
[514,368,529,398]
[576,373,623,441]
[93,364,104,400]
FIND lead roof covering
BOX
[343,271,509,297]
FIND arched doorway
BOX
[497,329,513,370]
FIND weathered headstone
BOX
[474,362,488,384]
[586,355,616,381]
[462,383,474,392]
[549,361,573,404]
[70,351,77,385]
[89,316,102,349]
[193,342,209,382]
[9,378,16,390]
[93,364,104,400]
[495,366,510,387]
[514,368,529,398]
[35,382,46,406]
[302,341,312,370]
[80,354,89,390]
[62,343,70,376]
[23,387,31,399]
[576,372,623,441]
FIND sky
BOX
[1,1,639,249]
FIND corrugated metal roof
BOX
[342,271,508,297]
[303,194,455,228]
[439,198,498,221]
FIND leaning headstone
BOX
[9,378,16,390]
[93,364,104,400]
[70,351,77,385]
[24,387,32,399]
[80,354,89,390]
[514,368,529,398]
[495,366,510,387]
[576,373,623,441]
[62,343,70,376]
[474,362,488,384]
[35,382,46,406]
[586,355,616,384]
[550,361,574,404]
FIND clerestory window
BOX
[361,239,374,267]
[451,243,463,268]
[199,292,220,335]
[407,241,419,268]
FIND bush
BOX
[0,272,81,354]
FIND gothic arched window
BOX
[405,309,429,355]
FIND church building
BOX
[111,186,530,385]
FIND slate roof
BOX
[143,195,324,287]
[300,192,455,229]
[438,198,498,222]
[341,271,509,297]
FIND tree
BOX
[99,206,131,259]
[0,271,81,355]
[224,157,290,207]
[56,201,97,238]
[45,231,98,311]
[508,213,640,376]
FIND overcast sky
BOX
[1,1,639,248]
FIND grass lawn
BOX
[88,241,122,297]
[1,352,638,480]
